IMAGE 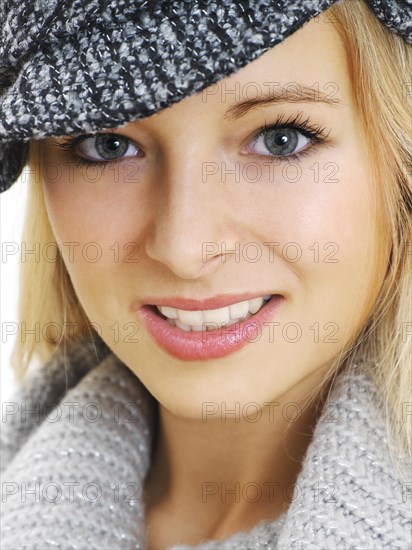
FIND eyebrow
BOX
[224,84,342,120]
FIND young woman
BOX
[1,1,411,548]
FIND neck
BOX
[143,369,332,546]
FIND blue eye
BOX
[247,113,330,161]
[55,132,141,163]
[77,134,140,161]
[253,127,311,157]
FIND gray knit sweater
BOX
[1,340,411,549]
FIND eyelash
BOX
[250,112,330,163]
[54,131,129,171]
[53,112,330,171]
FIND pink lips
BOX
[134,294,284,361]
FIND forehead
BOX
[223,15,347,97]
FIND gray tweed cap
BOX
[0,0,411,194]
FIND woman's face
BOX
[41,15,388,417]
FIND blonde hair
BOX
[11,0,412,462]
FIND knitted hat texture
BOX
[0,0,411,193]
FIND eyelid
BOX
[53,113,330,166]
[54,132,143,163]
[244,112,331,161]
[252,112,329,143]
[56,131,135,149]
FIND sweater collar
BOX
[1,341,410,548]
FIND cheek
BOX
[42,173,150,320]
[43,164,148,241]
[257,146,385,344]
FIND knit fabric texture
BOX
[0,0,411,193]
[1,339,411,549]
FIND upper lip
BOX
[132,292,278,311]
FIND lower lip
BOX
[137,295,284,361]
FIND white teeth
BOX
[177,309,203,326]
[229,300,249,319]
[248,297,264,314]
[203,307,230,325]
[175,319,191,332]
[158,295,273,332]
[225,317,240,327]
[160,306,178,319]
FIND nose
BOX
[145,147,236,279]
